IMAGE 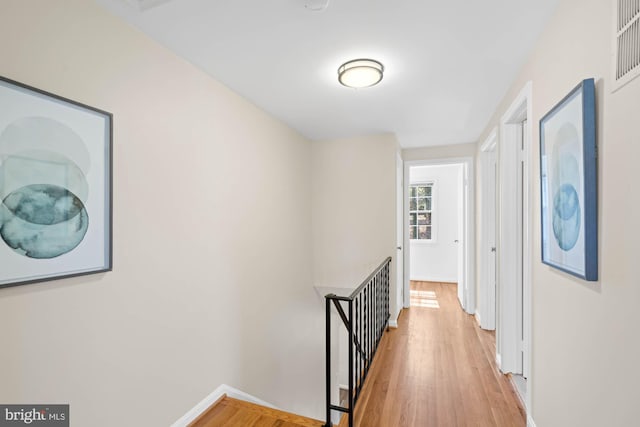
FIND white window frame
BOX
[408,181,435,243]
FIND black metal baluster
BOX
[347,299,354,427]
[378,271,381,339]
[372,274,376,343]
[372,276,376,347]
[364,286,368,375]
[380,269,383,336]
[376,271,379,339]
[370,280,373,372]
[386,263,390,326]
[368,280,372,373]
[325,295,332,427]
[379,269,382,337]
[355,294,364,404]
[380,270,389,337]
[372,278,375,357]
[374,274,378,343]
[358,292,363,398]
[379,270,382,338]
[380,269,384,336]
[361,291,364,396]
[384,265,388,330]
[324,258,392,427]
[355,295,360,396]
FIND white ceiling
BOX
[95,0,559,148]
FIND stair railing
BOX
[324,257,392,427]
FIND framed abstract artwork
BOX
[539,78,597,281]
[0,76,112,288]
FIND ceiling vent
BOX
[613,0,640,91]
[126,0,175,12]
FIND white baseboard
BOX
[495,353,502,370]
[527,413,537,427]
[171,384,276,427]
[388,308,404,328]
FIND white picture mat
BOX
[541,90,585,276]
[0,80,110,286]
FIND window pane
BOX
[418,225,428,239]
[426,186,432,196]
[417,186,426,196]
[410,226,416,239]
[410,213,417,225]
[426,226,432,240]
[410,198,417,210]
[409,186,416,197]
[425,212,431,225]
[417,213,427,225]
[417,198,427,211]
[426,197,431,210]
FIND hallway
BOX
[350,281,525,426]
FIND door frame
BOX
[402,157,475,314]
[391,152,404,328]
[497,81,533,411]
[478,128,497,330]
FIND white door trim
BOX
[478,128,497,330]
[497,81,533,413]
[394,152,404,324]
[403,157,475,314]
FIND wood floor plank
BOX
[352,281,526,426]
[191,396,323,427]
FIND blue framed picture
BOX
[539,78,597,281]
[0,76,112,288]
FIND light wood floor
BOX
[347,281,525,427]
[190,395,323,427]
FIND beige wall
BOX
[6,0,636,425]
[477,0,640,425]
[0,1,325,425]
[311,134,399,318]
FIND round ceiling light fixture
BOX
[337,59,384,88]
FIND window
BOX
[409,183,433,240]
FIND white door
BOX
[511,118,529,376]
[521,119,530,379]
[396,154,404,319]
[515,120,524,375]
[479,133,498,330]
[497,82,532,376]
[485,149,497,330]
[456,165,465,309]
[488,152,497,328]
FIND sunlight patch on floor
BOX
[410,289,440,308]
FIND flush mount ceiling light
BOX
[305,0,330,11]
[337,59,384,88]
